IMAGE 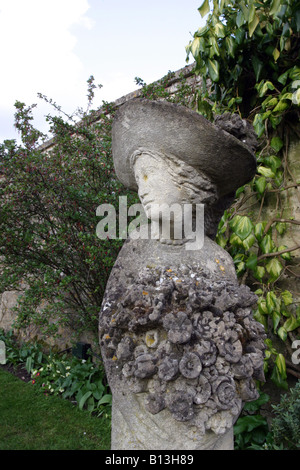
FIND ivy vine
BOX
[185,0,300,388]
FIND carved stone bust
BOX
[99,99,266,450]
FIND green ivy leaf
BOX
[265,155,282,172]
[270,136,283,152]
[277,245,291,260]
[272,99,290,114]
[271,362,288,389]
[283,315,300,332]
[198,0,210,18]
[242,233,256,250]
[231,215,254,240]
[254,265,266,280]
[257,166,275,178]
[246,253,258,270]
[276,354,287,378]
[230,233,243,247]
[258,297,268,315]
[254,222,267,241]
[260,234,274,254]
[266,257,283,280]
[255,176,267,194]
[266,291,277,313]
[269,0,281,16]
[207,58,220,82]
[277,326,287,341]
[271,310,281,331]
[281,290,293,306]
[236,9,245,28]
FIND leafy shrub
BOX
[234,392,271,450]
[0,79,139,339]
[0,328,47,372]
[186,0,300,389]
[31,355,111,416]
[0,329,111,416]
[270,380,300,449]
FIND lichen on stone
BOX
[99,264,266,435]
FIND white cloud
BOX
[0,0,92,140]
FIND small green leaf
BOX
[257,166,275,178]
[191,37,202,58]
[275,222,286,235]
[269,0,281,16]
[266,291,277,313]
[281,290,293,306]
[79,391,93,410]
[271,363,288,389]
[243,233,256,250]
[272,99,290,114]
[255,176,267,194]
[248,14,259,37]
[254,222,267,241]
[198,0,210,18]
[246,253,258,270]
[277,326,287,341]
[283,315,300,332]
[98,394,112,405]
[229,233,243,247]
[276,353,287,377]
[270,136,283,152]
[266,257,283,280]
[207,58,220,82]
[236,9,245,28]
[231,215,254,240]
[260,234,274,254]
[278,245,291,260]
[272,47,280,62]
[215,22,225,38]
[265,155,282,172]
[258,297,268,315]
[254,265,266,281]
[271,310,281,331]
[278,70,289,85]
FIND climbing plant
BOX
[186,0,300,388]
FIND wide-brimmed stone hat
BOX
[112,98,257,197]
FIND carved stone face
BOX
[133,153,189,222]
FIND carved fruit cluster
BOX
[99,264,266,435]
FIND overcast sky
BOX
[0,0,205,143]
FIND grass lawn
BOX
[0,368,111,450]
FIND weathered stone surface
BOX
[99,236,266,448]
[99,98,264,450]
[112,98,257,197]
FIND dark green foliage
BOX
[186,0,300,389]
[271,380,300,449]
[0,80,139,338]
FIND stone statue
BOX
[99,99,266,450]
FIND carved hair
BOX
[130,148,219,205]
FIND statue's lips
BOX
[112,98,257,197]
